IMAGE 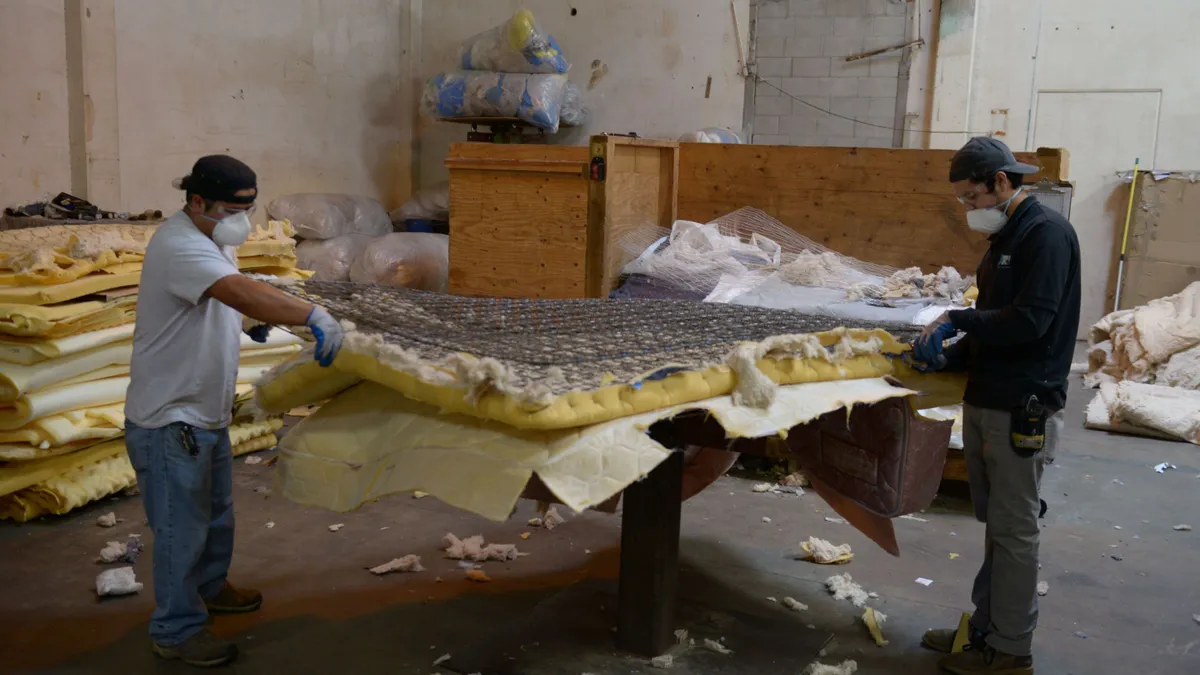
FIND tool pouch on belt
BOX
[1010,394,1046,458]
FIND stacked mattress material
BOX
[0,220,306,521]
[253,281,954,522]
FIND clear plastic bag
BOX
[459,9,569,74]
[423,71,568,133]
[678,127,744,144]
[349,233,449,292]
[265,194,392,240]
[391,184,450,222]
[296,234,379,282]
[560,83,588,127]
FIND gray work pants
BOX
[962,404,1061,657]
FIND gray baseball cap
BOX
[949,136,1039,182]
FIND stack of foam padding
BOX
[0,221,307,521]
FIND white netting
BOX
[618,207,975,324]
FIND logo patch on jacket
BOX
[998,254,1013,268]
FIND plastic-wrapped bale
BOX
[266,194,393,241]
[349,233,449,292]
[679,127,744,144]
[459,9,569,74]
[391,184,450,223]
[423,72,568,133]
[296,234,379,282]
[560,83,588,127]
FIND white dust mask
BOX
[211,210,252,247]
[966,187,1023,234]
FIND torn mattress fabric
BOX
[276,377,916,520]
[1086,381,1200,444]
[255,281,935,430]
[1086,281,1200,388]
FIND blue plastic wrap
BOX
[424,71,568,132]
[459,9,569,74]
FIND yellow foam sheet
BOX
[0,220,296,284]
[0,340,132,401]
[0,296,136,338]
[0,452,135,522]
[0,254,295,307]
[0,403,125,450]
[276,377,915,521]
[0,365,272,431]
[0,323,134,365]
[257,328,904,431]
[0,438,126,497]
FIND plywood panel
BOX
[448,144,589,298]
[587,137,679,296]
[677,144,1053,273]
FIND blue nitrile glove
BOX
[245,324,272,343]
[913,321,956,364]
[305,306,344,367]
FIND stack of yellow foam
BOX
[0,220,308,521]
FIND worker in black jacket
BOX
[913,137,1081,675]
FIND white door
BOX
[1031,90,1160,333]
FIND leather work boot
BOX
[922,625,986,653]
[939,645,1034,674]
[204,581,263,615]
[152,629,238,667]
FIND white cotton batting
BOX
[803,536,853,564]
[369,555,425,575]
[825,574,870,607]
[805,659,858,675]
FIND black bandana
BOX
[178,155,257,204]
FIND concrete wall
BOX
[907,0,1200,328]
[415,0,750,188]
[0,1,73,205]
[750,0,908,147]
[0,0,414,214]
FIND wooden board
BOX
[677,144,1063,273]
[587,136,679,297]
[446,144,589,298]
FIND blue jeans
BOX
[125,420,234,646]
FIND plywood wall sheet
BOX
[448,144,590,299]
[677,144,1049,272]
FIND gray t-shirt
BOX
[125,211,242,429]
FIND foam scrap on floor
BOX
[441,533,520,562]
[703,639,733,655]
[861,607,888,647]
[96,511,117,527]
[805,660,858,675]
[782,597,808,612]
[801,536,854,564]
[369,554,424,575]
[825,574,870,607]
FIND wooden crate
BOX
[446,143,590,298]
[586,136,679,297]
[446,136,679,299]
[677,144,1067,274]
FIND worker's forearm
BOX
[209,275,313,326]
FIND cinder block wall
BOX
[752,0,907,147]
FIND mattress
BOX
[276,378,915,520]
[256,282,927,431]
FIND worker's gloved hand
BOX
[305,306,344,367]
[913,320,957,364]
[245,324,272,343]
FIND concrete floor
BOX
[2,377,1199,675]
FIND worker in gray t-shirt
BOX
[125,155,343,668]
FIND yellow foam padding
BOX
[230,417,284,446]
[233,432,279,458]
[275,377,915,520]
[0,296,136,339]
[252,266,312,280]
[888,362,968,409]
[0,365,271,431]
[0,248,144,286]
[0,451,135,522]
[0,339,132,402]
[963,285,979,304]
[257,328,904,431]
[0,323,134,365]
[0,403,124,448]
[0,437,125,497]
[0,254,294,307]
